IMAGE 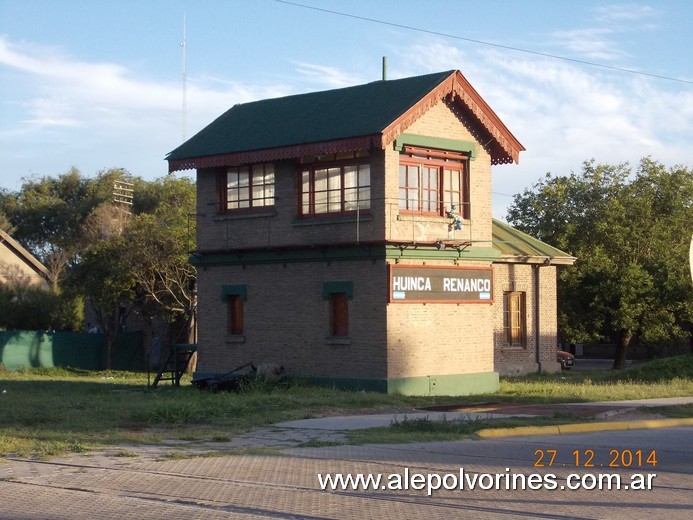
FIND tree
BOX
[0,167,131,285]
[74,236,137,369]
[0,284,82,331]
[507,158,693,368]
[2,170,197,368]
[121,176,197,344]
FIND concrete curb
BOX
[476,417,693,438]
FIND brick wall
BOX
[492,263,561,376]
[195,156,387,253]
[386,258,495,378]
[196,259,389,379]
[384,98,493,244]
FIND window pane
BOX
[344,166,357,189]
[344,187,357,210]
[409,166,419,187]
[398,188,407,209]
[408,188,419,211]
[423,167,435,189]
[328,189,341,212]
[301,170,310,194]
[327,167,341,190]
[331,293,349,337]
[238,168,250,186]
[358,187,370,209]
[448,169,460,192]
[302,191,310,214]
[227,170,239,188]
[315,169,328,191]
[315,190,328,213]
[358,165,370,187]
[428,189,438,209]
[228,295,244,335]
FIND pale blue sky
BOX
[1,0,691,219]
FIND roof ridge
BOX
[166,69,523,171]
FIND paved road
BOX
[1,427,691,519]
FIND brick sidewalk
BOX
[2,436,691,519]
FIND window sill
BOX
[226,335,246,343]
[326,337,351,346]
[499,345,526,351]
[293,214,373,227]
[214,209,277,221]
[397,214,469,225]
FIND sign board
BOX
[388,265,493,303]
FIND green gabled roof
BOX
[166,70,525,172]
[167,70,454,164]
[492,219,576,265]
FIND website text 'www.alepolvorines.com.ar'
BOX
[317,468,657,496]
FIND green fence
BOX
[0,330,145,371]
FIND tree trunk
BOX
[612,330,632,370]
[105,334,114,370]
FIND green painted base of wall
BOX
[387,372,499,396]
[310,373,499,396]
[193,371,499,396]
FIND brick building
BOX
[167,70,575,395]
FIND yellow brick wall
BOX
[385,258,495,378]
[384,98,493,245]
[195,260,389,379]
[492,263,561,375]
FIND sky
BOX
[1,0,691,220]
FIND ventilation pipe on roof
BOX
[382,56,387,81]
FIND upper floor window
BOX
[300,159,370,217]
[221,163,275,211]
[398,146,469,218]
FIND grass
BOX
[348,414,586,445]
[0,355,691,458]
[644,403,693,418]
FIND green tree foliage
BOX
[121,176,197,344]
[0,168,131,283]
[0,285,82,331]
[507,158,692,368]
[2,169,197,368]
[73,236,137,368]
[71,175,196,367]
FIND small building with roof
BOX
[0,229,53,289]
[167,69,575,395]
